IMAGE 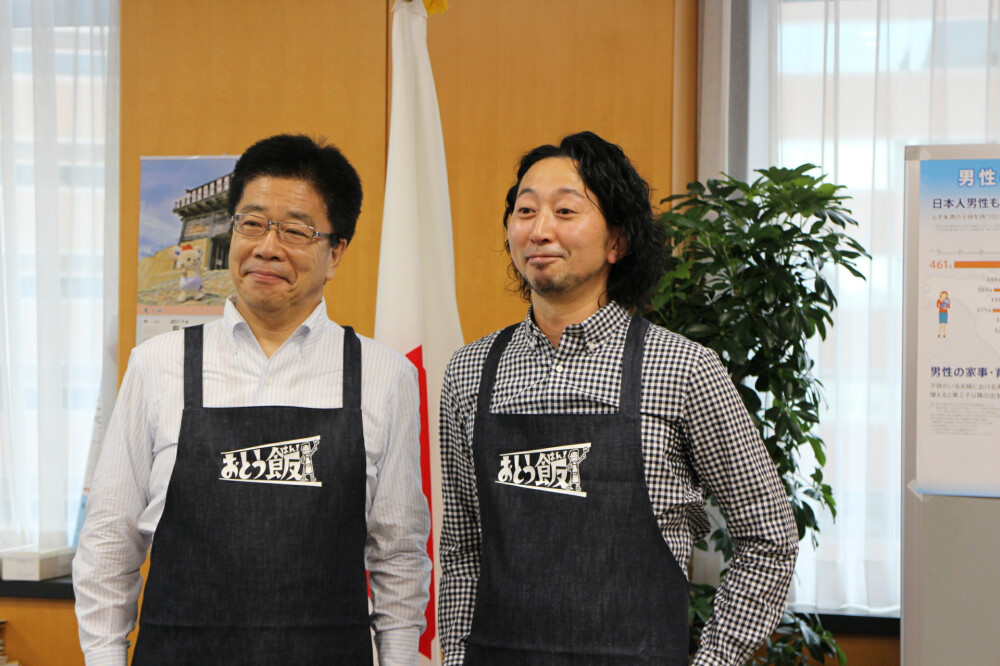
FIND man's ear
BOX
[326,238,348,281]
[608,230,628,264]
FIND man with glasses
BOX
[74,134,431,665]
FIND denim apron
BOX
[133,324,372,665]
[465,316,689,665]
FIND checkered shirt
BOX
[438,302,798,666]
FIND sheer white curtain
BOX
[0,0,119,552]
[751,0,1000,616]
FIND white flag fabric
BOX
[375,1,464,663]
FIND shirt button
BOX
[554,364,564,373]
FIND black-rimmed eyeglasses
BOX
[231,213,336,246]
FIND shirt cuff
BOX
[442,648,465,666]
[376,626,422,666]
[83,645,129,666]
[691,648,730,666]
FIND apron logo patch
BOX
[496,443,591,497]
[219,435,322,487]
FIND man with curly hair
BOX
[438,131,797,665]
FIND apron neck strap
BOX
[183,324,205,409]
[476,324,518,415]
[476,316,650,416]
[341,326,361,409]
[183,324,362,409]
[619,315,649,413]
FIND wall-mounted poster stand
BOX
[902,144,1000,664]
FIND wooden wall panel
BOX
[427,0,698,341]
[117,0,389,371]
[833,634,900,665]
[0,598,84,665]
[115,0,701,371]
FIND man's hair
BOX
[227,134,363,243]
[502,130,667,310]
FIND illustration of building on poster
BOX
[136,156,239,344]
[916,157,1000,497]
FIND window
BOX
[735,0,1000,617]
[0,0,119,551]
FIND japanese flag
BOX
[374,1,464,663]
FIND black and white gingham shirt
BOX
[438,302,798,666]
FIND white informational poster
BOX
[136,155,239,344]
[912,147,1000,497]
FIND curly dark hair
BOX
[227,134,362,244]
[502,131,667,310]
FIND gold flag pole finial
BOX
[423,0,449,15]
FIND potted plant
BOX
[645,164,869,664]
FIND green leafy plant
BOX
[755,612,847,665]
[646,164,868,665]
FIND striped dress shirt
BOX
[73,297,431,666]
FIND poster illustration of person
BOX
[936,290,951,337]
[136,156,239,343]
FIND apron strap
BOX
[476,316,649,417]
[619,316,649,414]
[183,324,205,409]
[183,324,361,409]
[341,326,361,410]
[476,324,518,415]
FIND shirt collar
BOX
[521,301,631,353]
[223,296,332,353]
